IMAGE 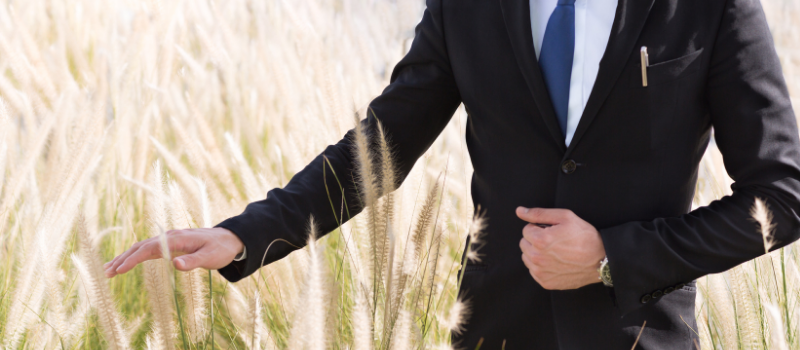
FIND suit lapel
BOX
[564,0,656,158]
[500,0,566,153]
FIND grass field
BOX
[0,0,797,349]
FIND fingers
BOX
[173,250,206,271]
[103,256,118,271]
[522,223,552,250]
[516,207,574,225]
[521,252,534,270]
[105,238,153,278]
[521,250,563,290]
[105,229,200,278]
[519,237,539,258]
[105,242,135,269]
[520,237,551,267]
[114,240,165,275]
[521,253,546,287]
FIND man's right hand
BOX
[104,227,244,278]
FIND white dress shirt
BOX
[530,0,618,146]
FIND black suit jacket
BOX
[215,0,800,348]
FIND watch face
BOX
[601,264,612,285]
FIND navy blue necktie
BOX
[539,0,576,138]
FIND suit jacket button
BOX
[561,159,577,174]
[640,294,652,304]
[652,290,664,299]
[664,287,675,294]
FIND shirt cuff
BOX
[233,246,247,261]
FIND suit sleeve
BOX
[213,0,461,282]
[599,0,800,314]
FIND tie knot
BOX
[557,0,576,5]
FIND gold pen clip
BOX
[640,46,649,87]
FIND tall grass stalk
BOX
[0,0,797,348]
[143,162,177,350]
[73,215,131,350]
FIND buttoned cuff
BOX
[214,218,260,283]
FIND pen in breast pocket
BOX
[640,46,649,87]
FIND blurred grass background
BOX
[0,0,797,348]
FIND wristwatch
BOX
[597,256,613,287]
[233,246,247,261]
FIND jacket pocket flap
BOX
[630,48,704,87]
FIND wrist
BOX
[216,227,245,261]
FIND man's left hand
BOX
[516,207,606,290]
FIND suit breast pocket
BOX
[596,48,707,160]
[629,48,704,88]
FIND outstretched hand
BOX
[104,227,244,278]
[517,207,606,290]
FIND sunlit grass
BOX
[0,0,797,349]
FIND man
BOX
[105,0,800,348]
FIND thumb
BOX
[516,206,544,223]
[516,207,569,225]
[174,251,205,271]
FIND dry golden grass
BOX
[0,0,796,349]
